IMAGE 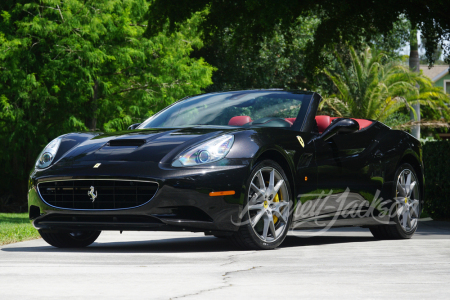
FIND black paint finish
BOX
[28,90,424,234]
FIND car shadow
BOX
[281,235,375,248]
[2,233,377,254]
[4,222,449,254]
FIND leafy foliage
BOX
[146,0,450,72]
[0,0,213,205]
[194,15,410,95]
[383,112,411,128]
[319,46,450,122]
[368,18,411,59]
[193,16,320,92]
[423,141,450,219]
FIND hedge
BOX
[423,141,450,219]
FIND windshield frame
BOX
[138,90,315,131]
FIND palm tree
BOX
[320,46,450,123]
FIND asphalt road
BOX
[1,220,450,299]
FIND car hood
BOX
[55,126,239,166]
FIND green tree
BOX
[145,0,450,71]
[0,0,213,206]
[194,16,320,92]
[319,46,450,122]
[194,15,410,94]
[369,18,411,60]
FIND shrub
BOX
[423,141,450,219]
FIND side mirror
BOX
[321,118,359,141]
[127,123,141,130]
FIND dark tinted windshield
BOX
[140,91,311,128]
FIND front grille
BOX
[38,180,158,210]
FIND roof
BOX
[420,65,449,82]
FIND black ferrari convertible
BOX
[28,90,423,249]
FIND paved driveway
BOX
[1,220,450,299]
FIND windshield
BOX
[139,91,311,129]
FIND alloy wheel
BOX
[247,167,290,242]
[395,168,420,232]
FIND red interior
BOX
[228,115,373,133]
[284,119,294,126]
[285,118,296,124]
[315,115,331,133]
[320,116,373,133]
[329,117,373,131]
[228,116,252,126]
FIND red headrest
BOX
[228,116,252,126]
[315,115,331,133]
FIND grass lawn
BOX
[0,213,41,246]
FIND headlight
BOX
[35,137,62,169]
[172,135,234,167]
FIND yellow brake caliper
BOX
[273,192,280,224]
[265,181,281,224]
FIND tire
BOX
[369,163,421,239]
[229,160,292,250]
[39,230,101,248]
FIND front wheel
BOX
[39,230,101,248]
[370,163,421,239]
[229,160,292,250]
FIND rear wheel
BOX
[370,163,420,239]
[229,160,292,250]
[39,230,101,248]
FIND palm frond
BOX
[322,45,449,123]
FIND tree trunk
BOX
[409,28,420,139]
[85,79,99,131]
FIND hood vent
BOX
[109,139,146,147]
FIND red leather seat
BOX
[315,115,331,133]
[330,117,339,127]
[228,116,252,126]
[285,118,296,125]
[229,115,373,130]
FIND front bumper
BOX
[28,161,248,233]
